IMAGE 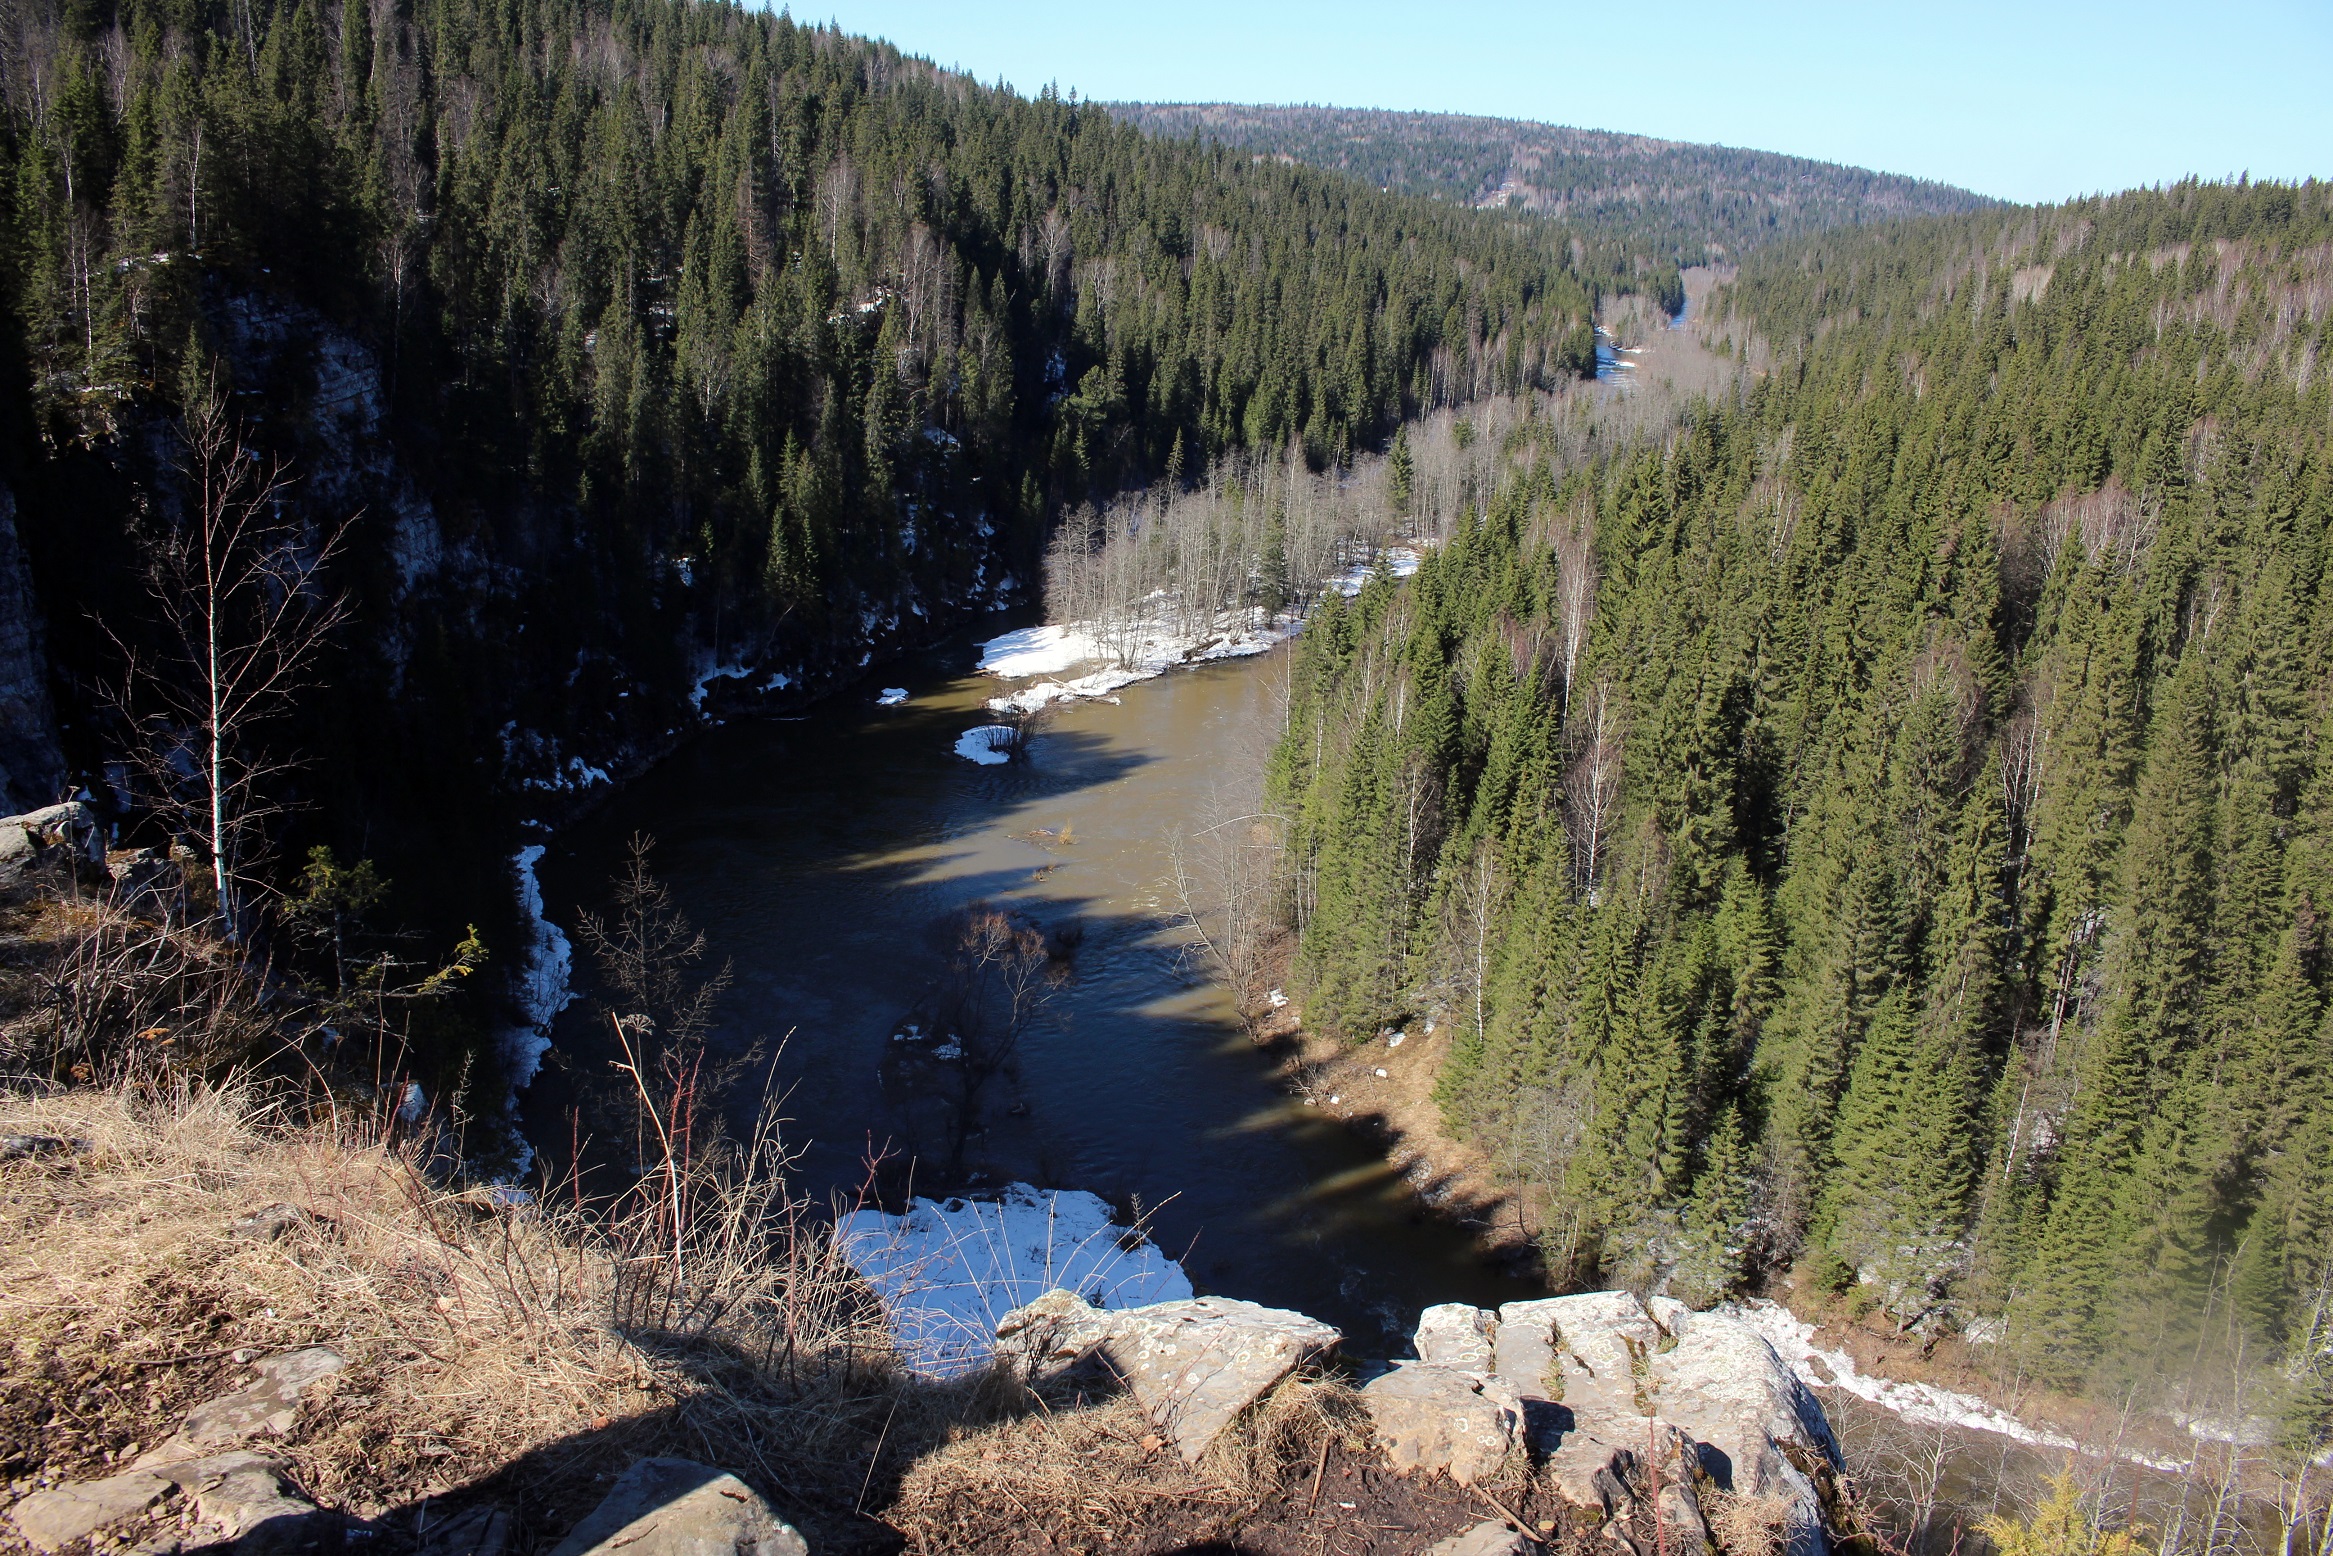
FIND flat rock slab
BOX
[172,1347,347,1452]
[1361,1363,1515,1487]
[10,1470,174,1552]
[1426,1521,1535,1556]
[181,1457,327,1556]
[998,1290,1341,1462]
[7,1449,316,1553]
[546,1459,806,1556]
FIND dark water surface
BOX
[520,616,1537,1353]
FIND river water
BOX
[520,613,1537,1353]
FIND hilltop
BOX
[1105,103,1997,290]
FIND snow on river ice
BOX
[953,725,1019,765]
[837,1184,1193,1377]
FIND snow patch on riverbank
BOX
[838,1185,1194,1377]
[689,658,754,710]
[977,550,1422,716]
[1732,1299,2185,1470]
[498,845,574,1091]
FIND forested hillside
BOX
[1267,179,2333,1417]
[1107,103,1994,302]
[0,0,1594,1075]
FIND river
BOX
[519,612,1538,1354]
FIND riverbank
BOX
[1255,999,1537,1276]
[1254,986,2310,1503]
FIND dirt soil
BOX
[1251,994,1536,1279]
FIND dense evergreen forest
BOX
[0,0,1596,1072]
[1107,103,1995,304]
[1268,179,2333,1419]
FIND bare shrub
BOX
[9,891,276,1083]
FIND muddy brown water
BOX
[520,613,1538,1354]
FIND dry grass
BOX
[891,1389,1219,1551]
[0,1080,954,1545]
[0,1080,1408,1554]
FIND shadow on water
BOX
[519,612,1539,1356]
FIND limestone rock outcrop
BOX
[1391,1292,1839,1556]
[0,801,103,881]
[996,1289,1340,1462]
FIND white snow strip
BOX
[977,609,1293,714]
[955,725,1018,765]
[978,623,1090,678]
[878,687,910,706]
[690,659,753,710]
[1732,1300,2186,1469]
[498,845,575,1091]
[837,1184,1193,1378]
[978,548,1428,716]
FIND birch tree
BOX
[112,383,348,939]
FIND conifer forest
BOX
[1270,182,2333,1420]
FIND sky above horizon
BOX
[804,1,2329,206]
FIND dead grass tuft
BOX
[1200,1369,1373,1498]
[889,1382,1223,1551]
[1704,1485,1796,1556]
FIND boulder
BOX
[1360,1363,1515,1486]
[1414,1303,1498,1372]
[0,801,103,880]
[1426,1521,1535,1556]
[545,1459,806,1556]
[1497,1291,1664,1398]
[997,1289,1340,1462]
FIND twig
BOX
[1308,1434,1332,1510]
[1473,1484,1540,1547]
[128,1346,248,1368]
[855,1391,904,1516]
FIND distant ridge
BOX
[1106,102,1999,277]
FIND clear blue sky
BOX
[802,1,2329,205]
